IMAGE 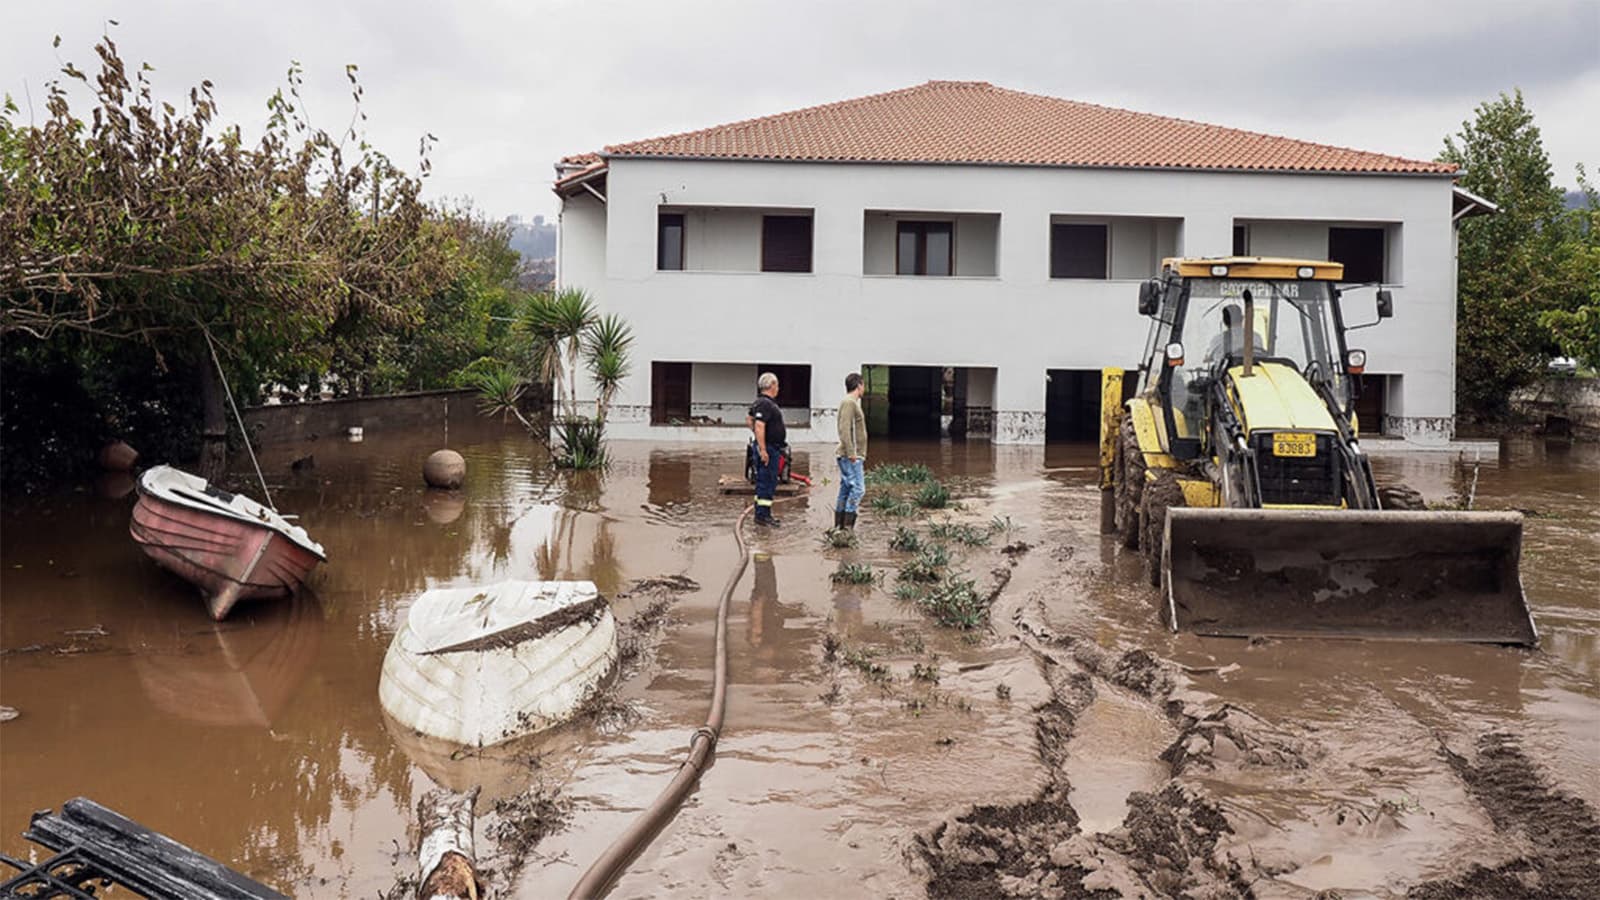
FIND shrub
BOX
[915,481,951,509]
[928,521,989,546]
[919,576,987,629]
[869,494,917,517]
[552,416,607,469]
[830,562,876,585]
[889,526,922,553]
[867,463,932,484]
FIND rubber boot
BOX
[833,509,844,530]
[844,511,857,530]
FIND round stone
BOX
[423,449,466,489]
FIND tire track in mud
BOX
[916,543,1600,899]
[1408,733,1600,899]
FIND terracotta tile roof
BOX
[588,81,1454,176]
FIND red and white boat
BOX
[130,465,326,620]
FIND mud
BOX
[1,428,1596,897]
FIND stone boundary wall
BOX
[1512,377,1600,440]
[243,388,481,446]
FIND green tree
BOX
[1,34,459,481]
[1441,89,1599,417]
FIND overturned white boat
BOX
[379,580,618,747]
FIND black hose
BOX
[566,499,764,898]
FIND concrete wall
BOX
[1512,377,1600,439]
[243,389,481,446]
[1240,219,1403,282]
[558,157,1459,445]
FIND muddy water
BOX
[1,426,1596,897]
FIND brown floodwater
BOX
[1,422,1596,898]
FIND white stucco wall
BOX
[860,211,999,276]
[558,158,1459,445]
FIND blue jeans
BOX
[836,457,865,513]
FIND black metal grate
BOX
[1,799,285,900]
[1252,432,1341,505]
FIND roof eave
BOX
[598,154,1458,177]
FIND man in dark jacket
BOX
[747,372,786,527]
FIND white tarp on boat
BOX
[379,580,617,746]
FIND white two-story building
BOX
[554,81,1491,446]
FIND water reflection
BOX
[131,591,324,728]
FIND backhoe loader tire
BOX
[1115,417,1144,550]
[1140,469,1185,588]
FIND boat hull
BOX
[379,581,619,747]
[130,492,322,620]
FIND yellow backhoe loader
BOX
[1098,257,1536,645]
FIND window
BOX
[896,221,953,276]
[1328,227,1385,283]
[1050,223,1109,279]
[657,213,685,271]
[757,363,812,410]
[761,215,813,273]
[1232,224,1249,256]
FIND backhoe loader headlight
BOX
[1346,348,1367,374]
[1210,264,1229,276]
[1165,342,1185,367]
[1297,266,1315,278]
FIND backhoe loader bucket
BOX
[1162,508,1536,645]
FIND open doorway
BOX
[861,365,995,439]
[1044,369,1103,441]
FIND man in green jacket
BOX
[834,372,867,530]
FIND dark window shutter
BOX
[1328,227,1385,283]
[1050,223,1108,278]
[1232,224,1249,256]
[761,215,813,273]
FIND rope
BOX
[202,328,274,511]
[567,490,805,899]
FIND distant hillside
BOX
[506,216,556,261]
[1564,190,1587,211]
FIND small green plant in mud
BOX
[868,462,933,484]
[869,494,918,517]
[831,561,877,585]
[841,647,892,684]
[911,660,941,684]
[995,682,1012,701]
[893,581,928,602]
[919,576,988,629]
[903,696,929,715]
[818,681,843,705]
[821,527,858,549]
[914,480,951,509]
[889,525,923,553]
[989,514,1017,537]
[928,521,990,546]
[897,553,944,584]
[899,628,927,655]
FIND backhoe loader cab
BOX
[1101,257,1536,646]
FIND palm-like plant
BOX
[529,287,598,419]
[583,313,634,422]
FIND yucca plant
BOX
[525,287,597,419]
[583,313,634,423]
[469,360,534,430]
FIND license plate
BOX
[1273,432,1317,457]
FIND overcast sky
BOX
[6,1,1597,221]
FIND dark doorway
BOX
[1354,374,1387,435]
[1045,369,1102,441]
[651,362,692,424]
[886,366,943,437]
